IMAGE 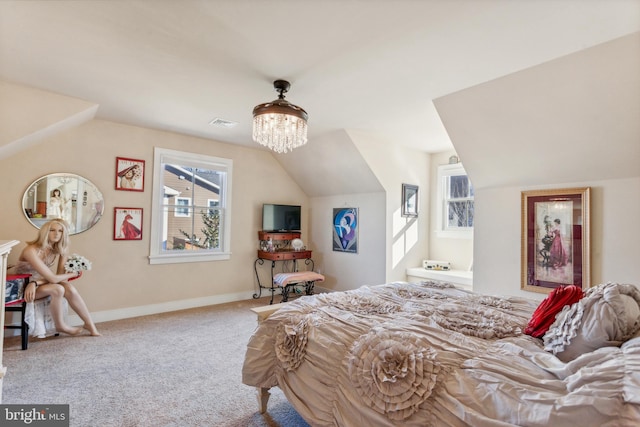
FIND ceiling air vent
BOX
[209,118,238,128]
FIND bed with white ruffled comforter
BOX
[242,281,640,426]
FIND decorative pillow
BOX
[621,294,640,330]
[543,282,640,362]
[524,285,584,338]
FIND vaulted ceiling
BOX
[1,1,639,191]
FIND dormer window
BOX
[436,163,474,239]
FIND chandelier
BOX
[252,80,308,154]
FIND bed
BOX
[242,280,640,426]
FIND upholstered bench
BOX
[273,271,325,302]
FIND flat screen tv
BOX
[262,204,301,232]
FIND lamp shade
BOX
[252,80,308,154]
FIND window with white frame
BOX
[175,197,191,217]
[149,147,232,264]
[436,163,474,239]
[207,199,219,215]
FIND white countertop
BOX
[406,267,473,290]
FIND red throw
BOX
[524,285,584,338]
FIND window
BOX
[175,197,191,217]
[149,148,232,264]
[436,163,474,239]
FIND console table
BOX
[253,232,315,304]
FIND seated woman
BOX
[16,218,100,336]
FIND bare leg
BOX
[35,284,83,335]
[61,283,100,336]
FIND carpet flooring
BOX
[2,297,311,427]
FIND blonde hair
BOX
[27,219,70,256]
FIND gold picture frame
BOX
[521,187,590,294]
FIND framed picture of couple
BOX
[115,157,145,192]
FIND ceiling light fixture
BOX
[252,79,308,154]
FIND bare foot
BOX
[84,325,101,336]
[60,326,84,336]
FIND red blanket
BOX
[524,285,583,338]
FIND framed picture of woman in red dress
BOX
[521,187,590,293]
[114,207,143,240]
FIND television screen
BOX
[262,204,301,232]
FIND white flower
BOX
[64,254,92,273]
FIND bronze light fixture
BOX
[252,80,308,153]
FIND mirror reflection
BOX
[22,173,105,235]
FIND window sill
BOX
[149,252,231,265]
[435,229,473,240]
[406,268,473,291]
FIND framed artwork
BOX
[402,184,419,217]
[114,207,143,240]
[115,157,145,191]
[333,207,358,253]
[521,187,590,294]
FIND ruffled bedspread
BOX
[242,282,640,426]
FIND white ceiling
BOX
[0,0,639,154]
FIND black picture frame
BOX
[402,184,419,217]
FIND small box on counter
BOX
[422,260,451,271]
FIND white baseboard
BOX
[68,290,257,326]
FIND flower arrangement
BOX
[64,254,92,273]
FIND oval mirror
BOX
[22,173,105,235]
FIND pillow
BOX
[621,294,640,331]
[524,285,584,338]
[543,282,640,362]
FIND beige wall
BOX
[0,81,98,152]
[305,131,433,292]
[473,177,640,301]
[310,192,386,291]
[433,35,640,299]
[1,119,309,323]
[349,131,431,284]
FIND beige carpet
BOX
[2,297,310,427]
